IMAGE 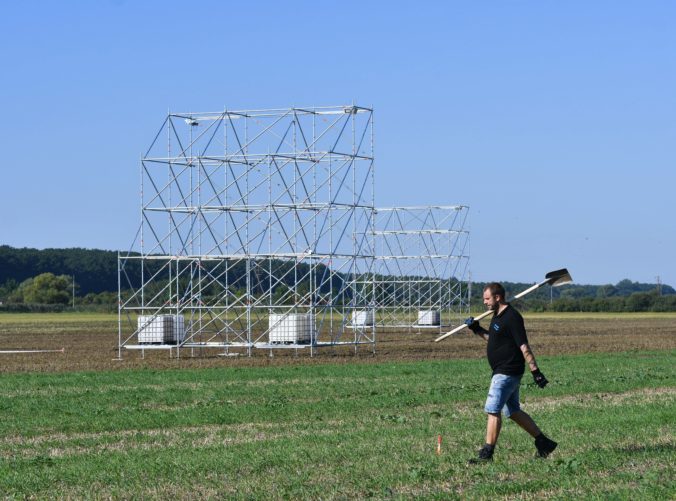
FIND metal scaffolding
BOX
[118,105,375,357]
[372,206,470,334]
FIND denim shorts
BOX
[484,373,522,417]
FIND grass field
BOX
[0,351,674,499]
[0,313,674,499]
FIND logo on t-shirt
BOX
[492,324,500,332]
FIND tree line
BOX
[469,279,676,313]
[0,245,122,295]
[0,245,673,312]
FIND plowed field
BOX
[1,313,674,373]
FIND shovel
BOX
[434,268,573,342]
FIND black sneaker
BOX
[468,444,494,464]
[535,435,558,458]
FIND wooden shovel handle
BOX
[434,308,493,342]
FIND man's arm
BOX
[519,343,538,372]
[475,327,489,342]
[464,318,489,341]
[520,343,549,388]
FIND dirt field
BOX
[0,313,674,373]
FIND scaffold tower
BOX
[372,206,470,334]
[118,105,375,357]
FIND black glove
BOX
[531,369,548,388]
[464,317,481,334]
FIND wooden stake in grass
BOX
[436,434,442,455]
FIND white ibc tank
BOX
[417,310,440,326]
[269,313,315,343]
[138,315,185,344]
[351,310,374,326]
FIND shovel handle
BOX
[434,308,493,342]
[435,275,563,343]
[512,280,545,300]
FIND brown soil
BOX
[0,315,674,373]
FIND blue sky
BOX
[1,1,674,287]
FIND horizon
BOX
[0,243,671,290]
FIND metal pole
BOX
[117,251,122,359]
[0,348,65,354]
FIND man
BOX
[464,282,557,463]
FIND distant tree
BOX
[80,291,117,306]
[550,297,579,312]
[653,295,676,312]
[13,273,72,305]
[596,284,618,298]
[560,287,588,299]
[0,279,18,301]
[592,296,626,312]
[615,279,638,295]
[577,296,595,311]
[624,291,655,312]
[7,279,31,303]
[271,284,292,305]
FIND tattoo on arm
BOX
[520,343,538,371]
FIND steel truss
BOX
[372,206,470,333]
[118,105,375,357]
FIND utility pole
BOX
[656,275,662,296]
[72,275,75,308]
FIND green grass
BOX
[0,351,674,499]
[2,311,675,324]
[0,312,117,324]
[522,311,676,320]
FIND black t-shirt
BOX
[486,304,529,376]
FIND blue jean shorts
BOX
[484,373,522,417]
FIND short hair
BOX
[484,282,506,300]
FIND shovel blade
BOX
[545,268,573,287]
